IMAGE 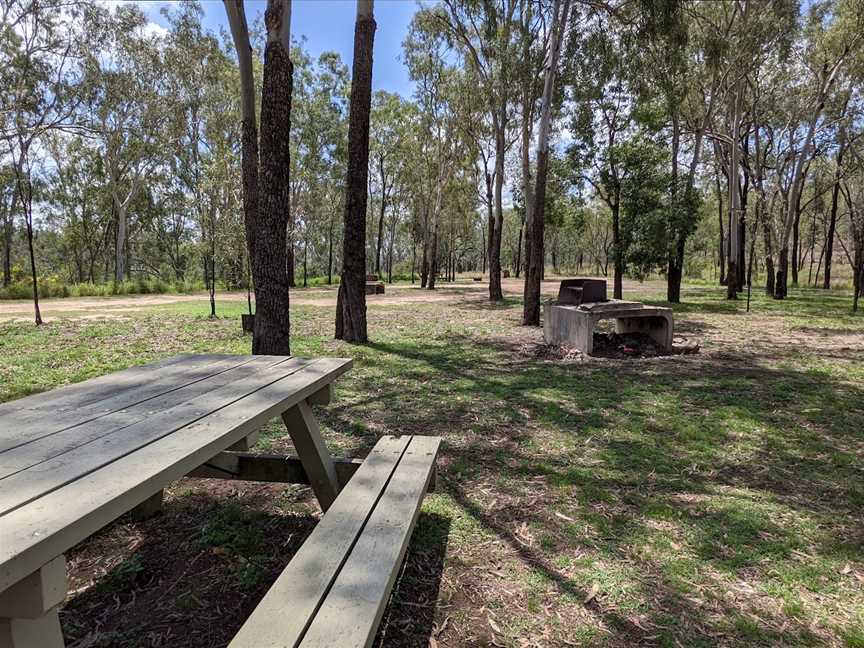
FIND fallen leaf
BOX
[488,617,501,634]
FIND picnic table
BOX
[0,354,440,648]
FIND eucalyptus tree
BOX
[44,135,108,284]
[772,0,862,298]
[335,0,375,343]
[565,3,637,299]
[224,0,295,354]
[0,165,14,286]
[369,91,409,276]
[82,3,168,284]
[404,11,470,290]
[292,50,348,286]
[514,0,548,282]
[162,2,239,315]
[1,0,86,323]
[523,0,570,325]
[434,0,519,301]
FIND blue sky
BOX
[135,0,418,96]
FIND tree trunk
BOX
[522,0,567,325]
[420,207,429,288]
[736,155,749,291]
[854,248,862,312]
[387,216,395,283]
[335,0,375,342]
[327,210,334,284]
[375,154,386,275]
[209,256,216,318]
[763,221,775,296]
[775,246,789,299]
[253,0,293,355]
[427,214,439,290]
[727,85,741,300]
[667,238,685,304]
[520,104,534,280]
[303,237,308,287]
[714,150,726,285]
[286,233,295,287]
[224,0,260,284]
[115,203,127,283]
[16,168,42,325]
[488,118,505,302]
[791,193,802,286]
[2,190,16,287]
[611,194,622,299]
[514,218,523,278]
[824,123,846,289]
[484,172,493,275]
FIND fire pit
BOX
[543,279,673,355]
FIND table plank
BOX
[0,357,312,514]
[0,355,291,479]
[299,436,440,648]
[0,355,224,417]
[228,435,411,648]
[0,356,352,592]
[0,355,257,454]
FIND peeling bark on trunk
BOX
[335,1,375,343]
[224,0,260,288]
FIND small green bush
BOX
[0,277,208,300]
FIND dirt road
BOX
[0,276,669,321]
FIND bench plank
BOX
[0,357,351,592]
[300,435,440,648]
[0,357,308,502]
[228,435,411,648]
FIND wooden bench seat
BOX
[229,434,441,648]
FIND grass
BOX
[1,280,863,647]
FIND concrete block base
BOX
[543,300,673,355]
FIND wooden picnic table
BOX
[0,354,352,647]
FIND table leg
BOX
[130,490,164,521]
[227,430,260,451]
[0,556,66,648]
[281,400,340,512]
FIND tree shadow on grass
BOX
[374,513,451,648]
[351,334,864,644]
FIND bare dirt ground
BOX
[0,276,670,320]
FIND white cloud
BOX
[142,21,169,39]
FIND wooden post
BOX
[281,401,340,511]
[0,556,66,648]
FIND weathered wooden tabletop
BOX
[0,354,351,593]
